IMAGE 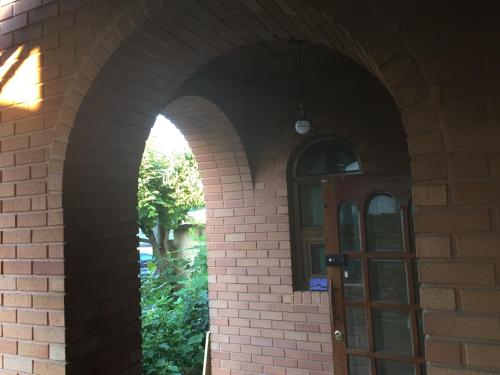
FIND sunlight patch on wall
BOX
[0,46,24,79]
[0,46,42,110]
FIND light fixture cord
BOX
[299,42,304,107]
[298,41,306,119]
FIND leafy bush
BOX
[141,238,208,375]
[138,145,204,262]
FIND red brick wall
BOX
[165,59,409,374]
[0,0,497,374]
[167,47,410,373]
[167,95,336,375]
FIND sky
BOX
[147,114,189,155]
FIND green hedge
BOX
[141,240,208,375]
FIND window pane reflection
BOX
[366,194,403,251]
[376,359,415,375]
[300,183,323,227]
[346,307,369,350]
[339,201,360,252]
[369,260,408,303]
[295,138,361,177]
[344,260,364,300]
[310,243,326,275]
[373,309,413,355]
[349,355,371,375]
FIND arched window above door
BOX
[294,137,361,178]
[290,137,361,290]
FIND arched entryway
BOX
[62,91,251,373]
[3,1,500,375]
[52,1,442,374]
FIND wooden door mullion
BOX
[345,349,426,363]
[323,181,348,375]
[401,206,411,253]
[412,308,422,375]
[344,301,419,310]
[358,205,376,375]
[403,206,422,374]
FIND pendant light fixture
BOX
[293,40,312,135]
[295,103,311,134]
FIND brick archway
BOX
[62,93,251,373]
[2,1,500,375]
[165,95,253,264]
[50,0,442,166]
[52,1,443,374]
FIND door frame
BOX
[323,175,423,375]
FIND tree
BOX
[137,144,204,268]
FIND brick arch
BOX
[51,1,446,247]
[2,1,500,374]
[164,95,253,247]
[50,0,442,168]
[54,1,445,373]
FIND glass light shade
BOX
[295,118,311,134]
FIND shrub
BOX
[141,238,208,375]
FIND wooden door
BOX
[323,175,424,375]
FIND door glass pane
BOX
[366,194,403,251]
[369,260,408,303]
[339,201,361,252]
[346,307,369,350]
[348,355,371,375]
[376,359,415,375]
[300,183,323,227]
[310,243,326,275]
[344,259,364,300]
[373,309,413,355]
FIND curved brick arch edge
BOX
[48,0,443,175]
[164,95,254,239]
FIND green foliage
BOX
[141,238,209,375]
[138,144,204,255]
[139,138,208,373]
